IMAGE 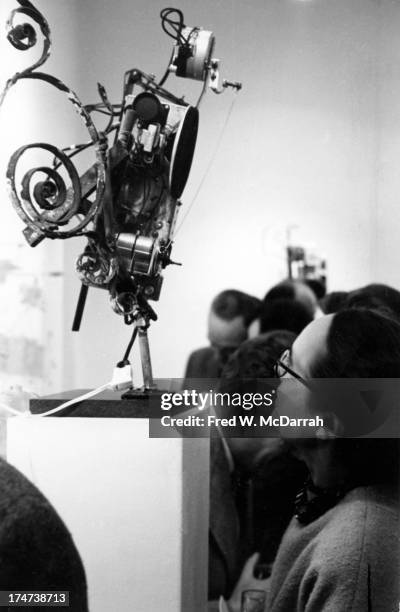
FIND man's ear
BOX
[248,318,260,339]
[316,411,344,439]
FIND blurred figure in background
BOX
[319,290,348,314]
[345,282,400,322]
[263,279,318,319]
[219,331,307,565]
[208,330,306,600]
[304,278,326,301]
[260,299,313,335]
[184,290,261,381]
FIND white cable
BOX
[34,383,110,418]
[2,362,134,419]
[33,362,133,417]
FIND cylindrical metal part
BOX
[133,236,157,274]
[116,232,137,266]
[116,233,158,276]
[118,108,137,148]
[179,28,215,81]
[138,327,154,389]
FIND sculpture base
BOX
[8,393,209,612]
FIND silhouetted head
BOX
[319,291,348,314]
[218,330,296,469]
[260,298,313,335]
[264,279,318,318]
[208,290,261,364]
[345,283,400,322]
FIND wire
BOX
[91,109,114,117]
[123,327,138,362]
[2,363,133,419]
[195,78,209,108]
[32,384,110,418]
[160,8,186,44]
[158,48,175,88]
[174,93,239,236]
[52,125,119,171]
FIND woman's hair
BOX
[310,309,400,486]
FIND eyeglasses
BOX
[274,349,313,390]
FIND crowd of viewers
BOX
[0,278,399,611]
[183,279,400,611]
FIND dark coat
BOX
[184,347,222,381]
[208,436,240,599]
[0,458,88,611]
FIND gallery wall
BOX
[0,0,81,400]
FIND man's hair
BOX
[304,278,326,300]
[344,283,400,323]
[312,308,400,379]
[220,330,296,389]
[319,291,348,314]
[310,308,400,486]
[259,298,313,335]
[211,290,261,326]
[264,280,296,301]
[217,330,296,428]
[263,279,316,318]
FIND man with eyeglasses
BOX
[225,310,400,612]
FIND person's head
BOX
[259,298,313,335]
[319,291,348,314]
[217,330,296,470]
[275,309,400,488]
[264,279,318,318]
[208,290,261,364]
[304,278,326,301]
[345,283,400,322]
[221,329,296,381]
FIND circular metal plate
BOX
[169,105,199,199]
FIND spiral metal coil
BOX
[1,0,106,243]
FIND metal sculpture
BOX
[1,2,241,393]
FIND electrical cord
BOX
[158,48,175,88]
[160,8,186,44]
[34,384,110,418]
[0,362,133,419]
[122,327,138,362]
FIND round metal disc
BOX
[169,106,199,199]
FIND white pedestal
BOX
[7,417,209,612]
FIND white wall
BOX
[0,0,80,415]
[374,0,400,284]
[2,0,400,388]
